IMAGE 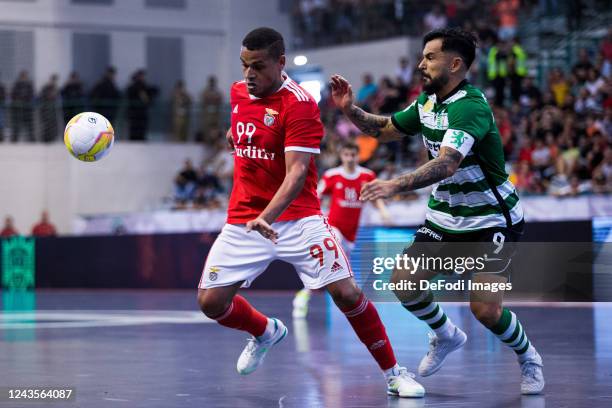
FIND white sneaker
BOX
[386,366,425,398]
[292,289,311,319]
[418,327,467,377]
[236,318,288,375]
[520,351,545,395]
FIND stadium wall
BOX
[286,37,422,88]
[0,0,291,97]
[0,143,208,235]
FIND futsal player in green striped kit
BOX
[330,27,544,395]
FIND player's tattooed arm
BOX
[396,147,464,191]
[344,105,402,142]
[360,147,464,201]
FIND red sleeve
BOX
[283,100,324,154]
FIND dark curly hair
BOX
[242,27,285,60]
[423,28,479,69]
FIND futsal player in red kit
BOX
[197,27,424,397]
[292,141,392,318]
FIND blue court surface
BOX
[1,290,611,408]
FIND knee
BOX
[470,302,502,328]
[197,290,231,319]
[328,284,362,310]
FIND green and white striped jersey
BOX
[391,80,523,233]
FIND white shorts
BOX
[330,226,355,258]
[199,215,353,290]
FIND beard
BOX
[422,71,450,94]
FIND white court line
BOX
[0,310,214,330]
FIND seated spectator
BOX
[31,211,57,237]
[174,159,198,207]
[1,216,19,237]
[174,175,194,207]
[531,138,554,179]
[356,73,377,109]
[194,165,222,209]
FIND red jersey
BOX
[227,76,323,224]
[318,166,376,242]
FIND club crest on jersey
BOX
[423,99,434,112]
[263,108,278,127]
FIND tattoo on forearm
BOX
[397,149,463,191]
[346,105,391,137]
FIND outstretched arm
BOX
[360,147,464,200]
[330,75,403,142]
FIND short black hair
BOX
[423,28,478,69]
[242,27,285,60]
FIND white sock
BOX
[383,364,402,379]
[518,345,538,363]
[434,318,456,339]
[257,318,276,341]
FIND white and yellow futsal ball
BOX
[64,112,114,162]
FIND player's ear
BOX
[278,54,286,70]
[450,56,463,74]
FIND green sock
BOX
[402,290,455,337]
[490,308,535,360]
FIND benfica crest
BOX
[264,108,278,127]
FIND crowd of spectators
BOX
[0,68,224,143]
[171,23,611,207]
[291,0,605,49]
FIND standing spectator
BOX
[200,75,223,144]
[372,77,400,114]
[519,76,542,108]
[10,70,34,142]
[508,38,527,102]
[488,40,510,106]
[1,216,18,237]
[599,28,612,78]
[572,48,594,85]
[495,0,520,41]
[424,4,447,32]
[356,73,377,110]
[0,79,5,141]
[39,74,59,143]
[126,70,157,141]
[61,72,85,125]
[31,210,57,237]
[172,80,192,142]
[395,57,413,87]
[90,67,121,124]
[406,74,423,104]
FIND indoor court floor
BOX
[1,290,611,408]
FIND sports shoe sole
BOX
[387,389,425,398]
